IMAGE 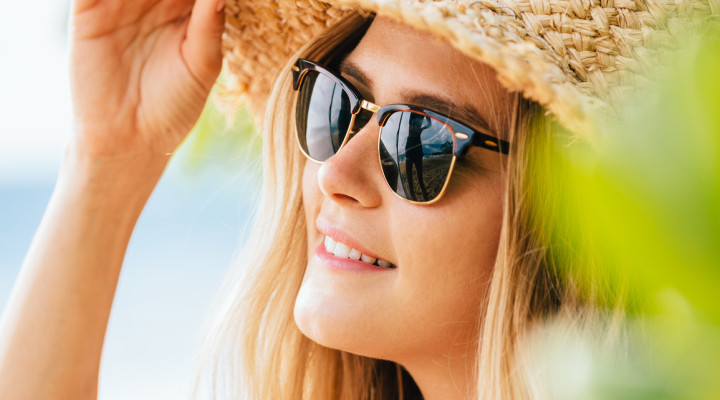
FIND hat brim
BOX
[224,0,706,137]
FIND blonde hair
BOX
[196,11,628,400]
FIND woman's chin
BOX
[293,268,396,359]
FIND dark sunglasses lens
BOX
[296,70,353,162]
[379,111,455,202]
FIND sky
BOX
[0,0,73,184]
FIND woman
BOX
[0,0,704,399]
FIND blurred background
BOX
[0,1,260,399]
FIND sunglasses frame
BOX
[291,58,511,205]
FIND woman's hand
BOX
[70,0,226,159]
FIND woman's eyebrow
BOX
[340,59,492,132]
[402,91,492,133]
[340,59,374,90]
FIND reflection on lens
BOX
[380,111,455,202]
[296,71,352,161]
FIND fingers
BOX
[183,0,226,89]
[72,0,102,15]
[72,0,194,40]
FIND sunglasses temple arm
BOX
[467,131,511,155]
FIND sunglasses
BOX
[291,58,511,204]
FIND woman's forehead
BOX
[343,17,511,131]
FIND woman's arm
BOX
[0,0,226,398]
[0,151,166,399]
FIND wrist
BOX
[57,142,170,216]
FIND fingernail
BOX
[216,0,226,13]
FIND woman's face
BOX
[295,17,510,373]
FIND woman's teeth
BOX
[324,236,395,269]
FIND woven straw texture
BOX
[224,0,717,135]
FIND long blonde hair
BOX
[195,11,628,400]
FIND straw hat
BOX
[223,0,716,136]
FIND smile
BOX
[323,235,396,269]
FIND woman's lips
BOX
[315,219,397,269]
[323,235,396,268]
[314,243,395,273]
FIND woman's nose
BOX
[316,126,384,208]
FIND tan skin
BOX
[0,2,507,399]
[295,18,510,400]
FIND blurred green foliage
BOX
[537,24,720,399]
[178,78,262,176]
